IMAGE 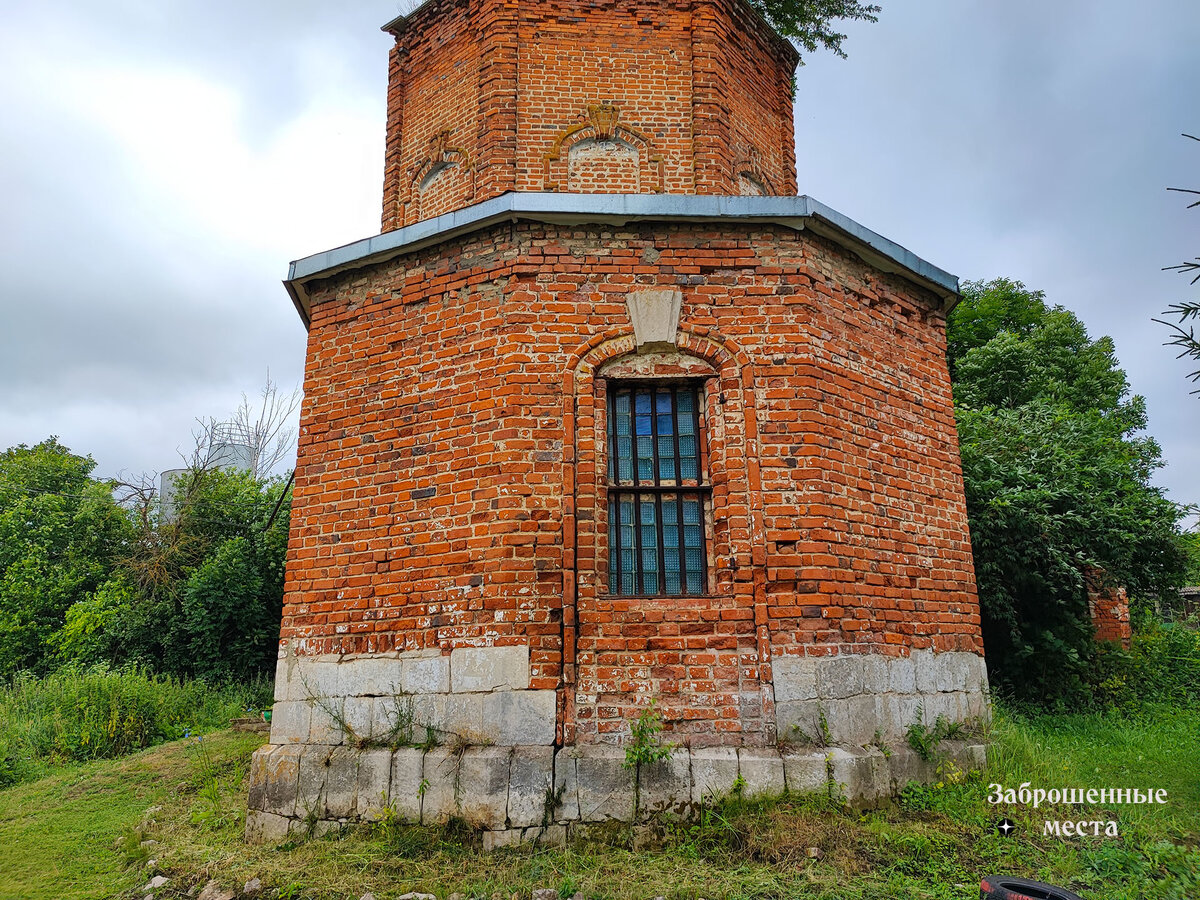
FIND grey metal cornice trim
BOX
[284,192,960,328]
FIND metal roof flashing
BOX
[283,193,960,328]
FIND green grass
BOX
[987,705,1200,845]
[2,705,1197,900]
[0,667,272,786]
[0,730,264,900]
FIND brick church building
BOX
[247,0,989,844]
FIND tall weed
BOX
[0,666,270,786]
[1094,620,1200,709]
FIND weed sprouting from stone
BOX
[906,705,966,763]
[623,701,675,824]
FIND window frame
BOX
[603,378,712,598]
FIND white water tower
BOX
[159,423,255,519]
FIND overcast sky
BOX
[1,1,1196,517]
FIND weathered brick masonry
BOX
[248,0,989,844]
[283,220,982,741]
[382,0,799,229]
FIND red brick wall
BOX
[1085,568,1132,649]
[692,0,798,196]
[284,220,981,745]
[380,0,799,231]
[381,0,481,230]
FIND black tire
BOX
[979,875,1085,900]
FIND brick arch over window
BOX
[543,104,665,193]
[559,326,774,744]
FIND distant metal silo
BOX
[158,423,256,520]
[206,423,256,473]
[158,467,190,521]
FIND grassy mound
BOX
[2,706,1198,900]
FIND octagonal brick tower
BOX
[379,0,799,231]
[248,0,989,845]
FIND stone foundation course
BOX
[269,645,557,750]
[246,739,986,846]
[253,643,990,844]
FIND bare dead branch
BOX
[181,374,302,478]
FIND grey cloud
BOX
[0,0,1196,513]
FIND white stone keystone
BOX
[626,288,682,348]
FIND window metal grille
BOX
[606,382,709,595]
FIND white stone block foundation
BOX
[249,644,990,844]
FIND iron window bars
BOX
[606,382,709,595]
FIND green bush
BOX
[1094,620,1200,709]
[948,280,1188,707]
[0,439,131,678]
[0,667,271,785]
[0,438,292,683]
[181,537,278,682]
[66,466,291,682]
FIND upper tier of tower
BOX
[380,0,800,231]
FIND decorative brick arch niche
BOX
[403,129,475,225]
[735,145,775,196]
[544,104,665,194]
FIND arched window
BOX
[606,381,709,595]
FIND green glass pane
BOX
[620,496,635,594]
[662,496,681,594]
[637,436,655,482]
[635,391,654,482]
[608,498,618,592]
[639,498,658,592]
[615,392,632,482]
[664,551,681,594]
[679,433,697,481]
[658,434,676,480]
[677,390,695,432]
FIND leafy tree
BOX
[105,467,291,680]
[0,439,130,676]
[950,280,1188,705]
[948,278,1065,377]
[749,0,880,61]
[1181,530,1200,586]
[180,538,275,682]
[1,386,294,682]
[174,469,290,681]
